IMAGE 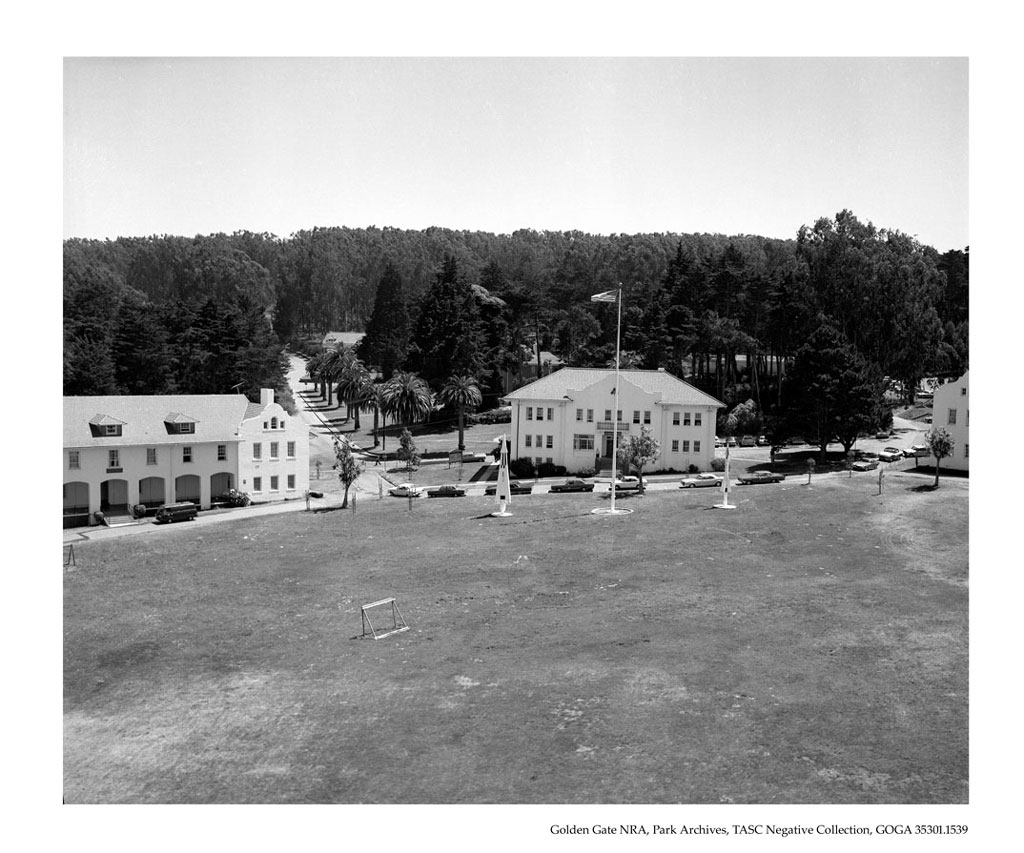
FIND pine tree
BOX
[358,262,410,379]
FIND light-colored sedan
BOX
[680,473,724,489]
[878,447,903,463]
[388,483,424,498]
[903,444,931,458]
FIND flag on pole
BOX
[590,290,618,303]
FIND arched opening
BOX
[63,481,89,528]
[210,472,233,500]
[100,479,129,513]
[175,474,201,504]
[138,476,166,509]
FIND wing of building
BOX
[502,368,724,475]
[63,388,310,527]
[931,371,969,472]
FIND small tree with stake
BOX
[617,426,661,493]
[333,438,363,509]
[397,428,421,473]
[924,426,955,489]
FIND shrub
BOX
[131,504,148,519]
[214,489,252,507]
[509,457,536,479]
[688,464,700,474]
[576,466,596,478]
[467,408,512,425]
[710,457,726,472]
[537,462,567,478]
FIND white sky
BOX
[64,56,968,250]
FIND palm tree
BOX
[336,358,373,431]
[438,374,482,451]
[321,345,352,408]
[380,371,433,435]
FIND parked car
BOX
[756,435,769,446]
[549,478,596,493]
[737,471,786,485]
[680,473,724,489]
[851,459,879,471]
[714,436,725,447]
[388,483,424,498]
[853,450,879,460]
[612,476,641,492]
[484,479,533,496]
[726,437,738,447]
[875,430,893,439]
[903,444,931,458]
[427,485,467,498]
[154,502,197,524]
[878,447,903,463]
[739,435,757,447]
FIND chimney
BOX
[260,388,275,406]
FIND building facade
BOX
[502,368,723,474]
[931,371,969,472]
[63,389,310,526]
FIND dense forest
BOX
[63,211,968,450]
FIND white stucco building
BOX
[502,368,724,474]
[931,371,969,472]
[63,389,310,526]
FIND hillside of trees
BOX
[63,211,968,450]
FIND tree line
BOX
[63,212,968,454]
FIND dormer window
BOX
[89,414,126,437]
[103,424,122,436]
[164,413,198,435]
[177,422,195,434]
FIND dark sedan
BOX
[426,485,467,498]
[484,479,533,496]
[548,478,596,493]
[737,471,786,485]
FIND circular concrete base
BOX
[713,503,737,510]
[490,511,513,517]
[591,507,634,515]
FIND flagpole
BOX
[610,284,622,513]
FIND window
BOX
[605,410,612,422]
[253,477,262,492]
[182,446,192,463]
[108,449,120,468]
[695,413,702,427]
[573,434,595,451]
[68,450,80,469]
[547,408,553,421]
[633,410,641,424]
[534,457,542,466]
[671,439,679,452]
[147,447,157,465]
[536,408,544,421]
[525,435,532,447]
[694,440,701,453]
[287,474,296,490]
[586,409,593,423]
[961,387,967,396]
[526,407,533,420]
[253,443,262,460]
[643,410,651,424]
[271,417,278,429]
[682,440,690,453]
[673,412,680,426]
[965,443,969,458]
[576,408,583,421]
[270,476,279,491]
[178,422,195,434]
[270,442,279,459]
[263,421,268,429]
[535,435,542,449]
[948,408,957,425]
[616,409,622,422]
[217,444,226,461]
[287,441,295,458]
[545,435,553,449]
[546,457,553,465]
[103,424,122,436]
[683,412,691,426]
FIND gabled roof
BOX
[322,331,365,348]
[88,414,126,426]
[64,395,252,448]
[163,412,198,424]
[502,368,724,408]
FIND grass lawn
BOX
[64,474,968,803]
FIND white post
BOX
[610,285,622,513]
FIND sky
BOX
[63,57,969,251]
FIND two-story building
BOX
[63,388,310,527]
[931,371,969,472]
[502,368,724,474]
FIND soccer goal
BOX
[360,597,409,640]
